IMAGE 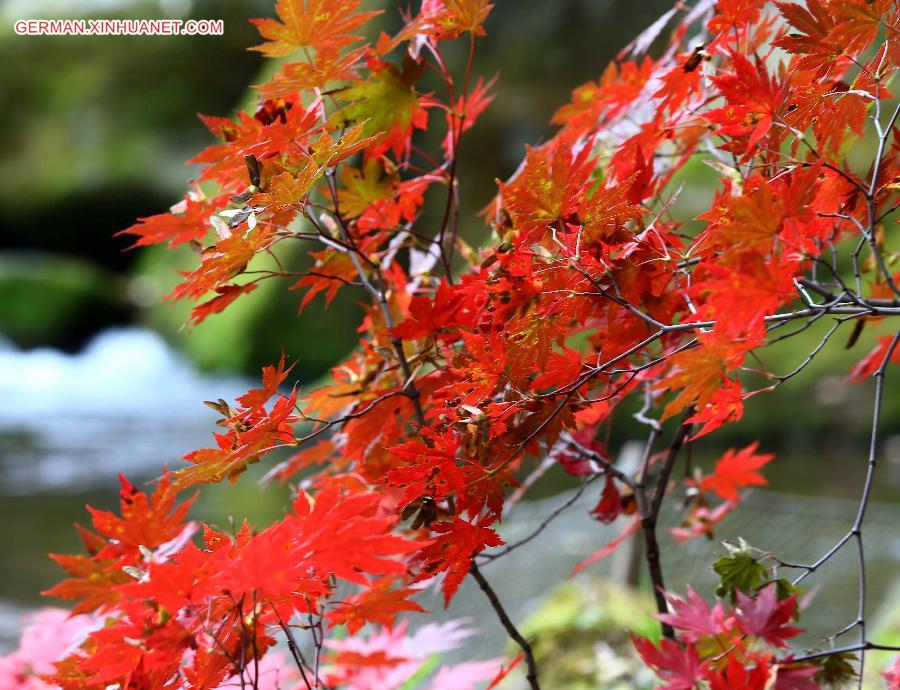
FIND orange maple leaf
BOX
[700,442,774,501]
[250,0,381,58]
[438,0,494,37]
[658,333,749,420]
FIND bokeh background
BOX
[2,0,900,683]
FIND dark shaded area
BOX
[0,252,132,350]
[0,0,266,234]
[0,0,267,351]
[2,186,172,271]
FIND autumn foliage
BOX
[7,0,900,688]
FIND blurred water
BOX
[0,328,258,648]
[0,327,249,493]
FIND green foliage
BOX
[712,539,767,602]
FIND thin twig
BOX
[480,474,601,563]
[470,562,541,690]
[791,641,900,664]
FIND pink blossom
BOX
[884,655,900,690]
[428,660,503,690]
[0,608,98,690]
[325,619,500,690]
[212,651,304,690]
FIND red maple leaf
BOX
[118,192,226,248]
[188,283,259,327]
[849,334,900,382]
[632,635,707,690]
[708,654,773,690]
[291,486,421,587]
[590,475,623,524]
[326,577,426,633]
[658,331,749,421]
[414,517,503,606]
[391,280,477,340]
[250,0,381,57]
[659,587,729,643]
[700,442,774,502]
[236,354,294,409]
[735,584,802,648]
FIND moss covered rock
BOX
[515,577,659,690]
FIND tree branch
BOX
[470,562,541,690]
[638,411,693,638]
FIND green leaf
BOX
[814,652,858,686]
[337,157,392,218]
[399,655,441,690]
[773,577,799,603]
[332,55,425,141]
[712,538,766,602]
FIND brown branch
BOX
[790,331,900,592]
[561,435,638,489]
[322,171,427,426]
[637,411,694,638]
[273,608,313,690]
[791,641,900,664]
[469,562,540,690]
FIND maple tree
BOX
[6,0,900,688]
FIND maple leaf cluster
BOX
[635,540,869,690]
[639,573,811,688]
[40,476,426,688]
[14,0,900,688]
[635,581,813,690]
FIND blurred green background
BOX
[2,1,900,682]
[0,0,675,377]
